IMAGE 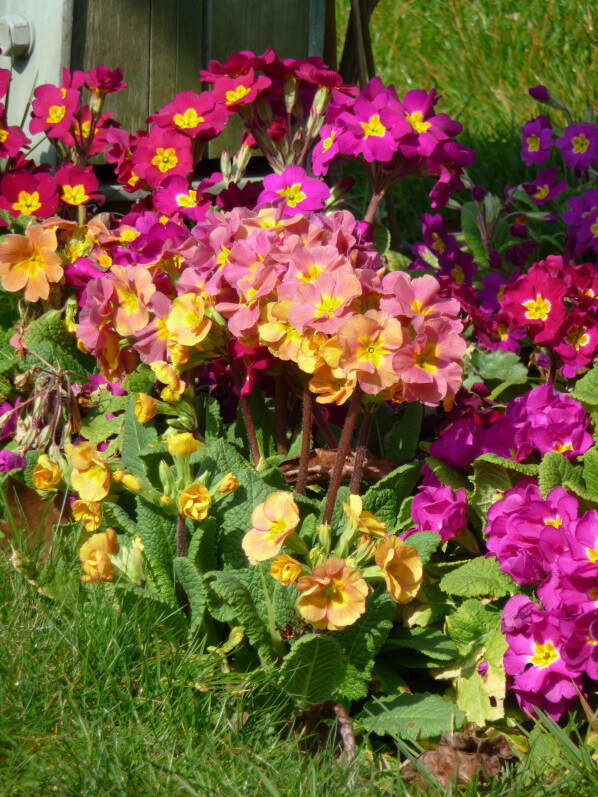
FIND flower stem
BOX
[274,375,288,455]
[176,515,186,558]
[296,384,313,495]
[312,401,338,449]
[349,410,373,495]
[364,189,386,224]
[322,386,363,526]
[228,357,261,467]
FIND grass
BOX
[335,0,598,240]
[1,546,598,796]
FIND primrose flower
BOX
[167,432,197,458]
[30,83,79,139]
[32,455,62,491]
[563,189,598,256]
[285,271,362,335]
[270,554,302,586]
[110,265,156,337]
[523,167,567,205]
[131,126,193,189]
[0,224,63,302]
[337,310,404,394]
[72,500,102,532]
[556,122,598,171]
[55,164,101,206]
[409,482,467,541]
[79,528,119,583]
[148,90,228,140]
[296,557,368,630]
[0,112,29,158]
[178,483,211,521]
[84,65,127,96]
[257,166,330,216]
[66,441,110,502]
[134,393,157,423]
[217,472,239,494]
[165,292,212,346]
[152,175,214,223]
[242,491,300,565]
[0,450,26,472]
[375,536,423,604]
[342,494,387,537]
[554,310,598,377]
[0,171,58,220]
[335,77,402,162]
[500,264,567,345]
[211,68,272,110]
[520,116,553,166]
[150,361,186,403]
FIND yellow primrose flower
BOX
[167,432,197,458]
[32,454,62,491]
[217,472,239,494]
[134,393,157,423]
[179,483,211,522]
[296,557,368,631]
[79,528,119,583]
[66,441,110,502]
[72,499,102,532]
[342,494,387,537]
[375,536,422,604]
[165,293,212,346]
[270,554,302,586]
[241,491,300,565]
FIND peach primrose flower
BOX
[0,224,63,302]
[179,483,211,521]
[242,491,300,565]
[342,494,387,537]
[65,441,110,502]
[270,554,302,586]
[258,301,302,361]
[167,432,197,458]
[338,310,405,394]
[296,557,368,630]
[218,472,240,494]
[80,527,119,583]
[32,454,62,491]
[150,361,186,403]
[165,292,212,346]
[375,536,423,604]
[134,393,157,423]
[72,499,102,532]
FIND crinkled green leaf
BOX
[425,456,470,491]
[23,449,42,489]
[360,692,465,741]
[440,556,516,598]
[121,397,158,479]
[446,598,500,657]
[174,557,206,636]
[100,501,137,534]
[372,222,391,256]
[404,531,440,565]
[583,447,598,501]
[247,391,276,459]
[470,458,515,526]
[204,395,222,443]
[384,626,458,661]
[475,452,539,477]
[538,451,592,501]
[461,202,489,268]
[362,462,421,529]
[384,402,422,465]
[22,310,94,379]
[571,364,598,408]
[335,586,395,701]
[78,391,129,445]
[188,516,219,573]
[279,633,346,705]
[468,348,528,382]
[207,570,274,665]
[135,497,176,606]
[455,627,508,726]
[122,365,154,394]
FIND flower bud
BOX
[167,432,197,458]
[121,473,142,492]
[270,554,302,586]
[111,469,124,483]
[160,495,175,510]
[159,460,176,494]
[217,472,239,494]
[179,483,212,522]
[135,393,157,423]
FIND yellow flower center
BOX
[451,264,465,285]
[277,183,306,208]
[415,342,438,373]
[529,640,559,668]
[13,190,42,215]
[410,299,431,315]
[47,105,66,124]
[0,128,8,143]
[361,114,386,138]
[173,108,204,128]
[323,131,335,151]
[565,324,590,349]
[544,515,562,528]
[526,134,540,152]
[405,110,430,133]
[176,189,197,208]
[586,544,598,564]
[572,133,590,154]
[316,294,343,318]
[553,442,573,454]
[61,184,89,205]
[225,85,251,105]
[431,232,445,253]
[591,219,598,240]
[522,294,550,320]
[152,147,178,173]
[534,185,550,200]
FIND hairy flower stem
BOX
[228,357,260,467]
[176,515,186,558]
[312,402,338,449]
[296,385,313,495]
[349,410,373,495]
[322,386,364,526]
[364,189,386,224]
[274,375,288,455]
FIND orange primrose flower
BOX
[66,441,110,502]
[80,527,119,583]
[32,454,62,491]
[342,494,387,537]
[242,491,300,565]
[270,554,302,586]
[296,557,368,631]
[179,483,211,521]
[375,536,423,604]
[72,499,102,532]
[0,225,63,302]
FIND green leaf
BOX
[122,365,154,394]
[362,462,421,529]
[279,634,346,705]
[174,557,206,636]
[446,599,500,657]
[455,627,508,726]
[425,457,470,491]
[468,348,528,383]
[474,452,539,477]
[583,447,598,501]
[22,310,94,379]
[461,202,488,267]
[100,501,137,534]
[470,458,514,525]
[335,587,395,701]
[571,364,598,408]
[121,397,158,479]
[135,497,177,606]
[204,395,222,443]
[78,391,129,445]
[187,516,219,573]
[246,391,276,459]
[538,452,593,501]
[372,222,391,256]
[384,627,458,661]
[360,692,465,741]
[384,403,422,465]
[23,449,42,489]
[404,531,440,565]
[207,570,275,665]
[440,556,516,598]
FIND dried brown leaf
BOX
[0,476,66,561]
[280,448,398,486]
[293,700,356,766]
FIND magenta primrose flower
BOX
[0,170,59,219]
[563,188,598,256]
[522,167,567,205]
[55,164,101,206]
[131,127,194,189]
[258,165,330,216]
[409,481,467,541]
[84,65,127,96]
[556,122,598,172]
[30,83,80,140]
[335,77,403,163]
[520,115,553,166]
[148,91,228,141]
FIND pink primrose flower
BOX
[148,91,228,140]
[131,127,193,189]
[30,83,79,139]
[84,66,127,96]
[409,482,467,541]
[500,265,568,345]
[258,165,330,216]
[0,110,29,158]
[55,164,101,207]
[211,69,272,110]
[153,175,215,224]
[0,170,58,219]
[200,49,276,83]
[285,271,362,335]
[554,310,598,377]
[335,77,403,163]
[380,271,460,322]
